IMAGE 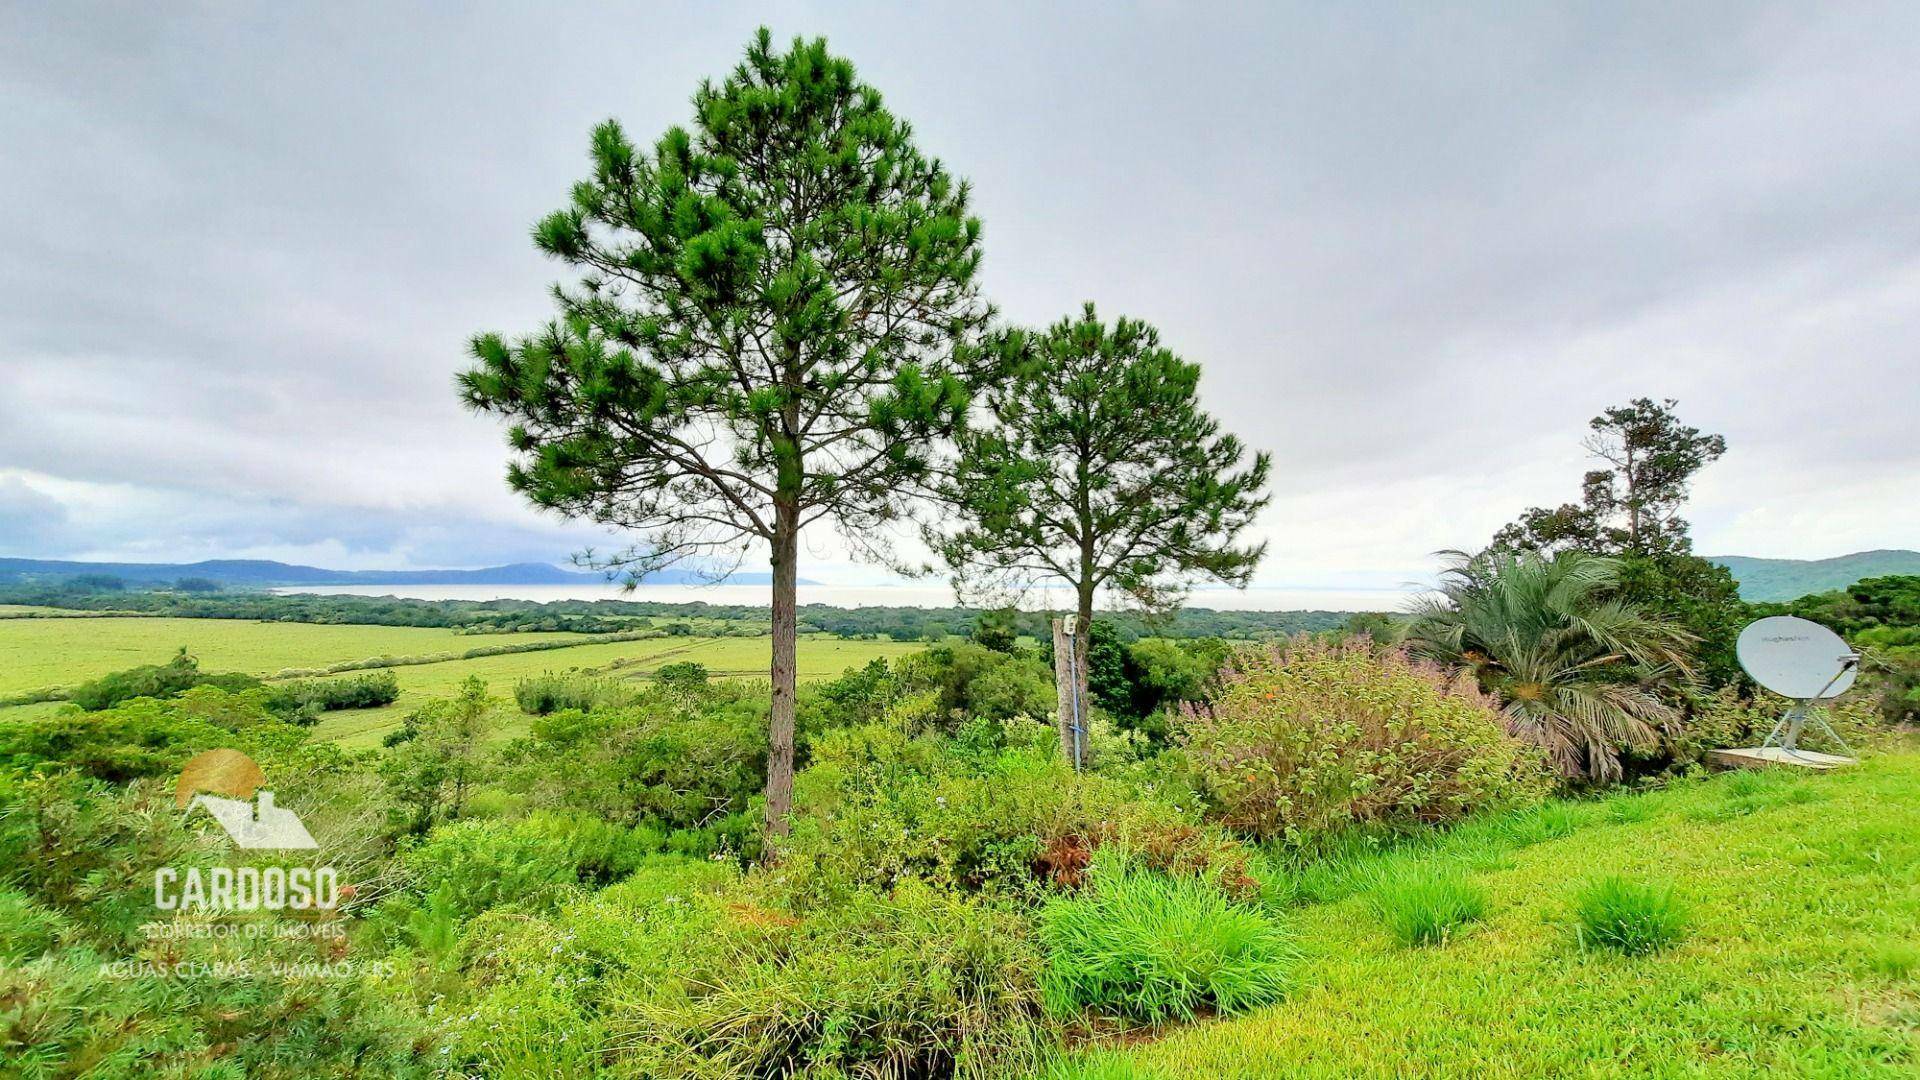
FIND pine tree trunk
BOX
[764,499,800,838]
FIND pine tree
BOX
[931,304,1270,753]
[460,30,989,835]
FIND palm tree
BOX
[1405,549,1696,783]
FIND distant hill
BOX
[0,557,787,588]
[1708,549,1920,602]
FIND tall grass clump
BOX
[1039,852,1294,1022]
[1573,875,1689,955]
[1368,862,1488,946]
[513,672,621,715]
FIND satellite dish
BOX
[1736,616,1859,699]
[1726,615,1861,764]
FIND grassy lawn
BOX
[311,633,923,749]
[1064,752,1920,1079]
[0,616,593,697]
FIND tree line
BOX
[0,581,1350,641]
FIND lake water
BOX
[277,582,1421,612]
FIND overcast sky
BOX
[2,2,1917,590]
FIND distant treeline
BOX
[798,604,1352,642]
[0,581,1352,641]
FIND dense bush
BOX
[1857,646,1920,726]
[264,669,401,722]
[888,641,1056,726]
[0,687,315,784]
[67,650,264,711]
[1765,573,1920,636]
[388,813,666,925]
[1180,638,1552,844]
[1050,622,1231,744]
[513,671,625,715]
[1038,851,1293,1022]
[654,659,710,691]
[446,867,1046,1078]
[1757,574,1920,725]
[503,684,768,839]
[1672,685,1883,765]
[0,767,440,1075]
[781,718,1250,906]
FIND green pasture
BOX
[0,616,593,698]
[0,614,922,749]
[311,633,923,749]
[1066,751,1920,1079]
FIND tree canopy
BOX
[1497,397,1726,558]
[932,304,1270,613]
[460,30,991,833]
[1493,397,1744,687]
[928,304,1269,756]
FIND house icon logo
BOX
[175,749,318,850]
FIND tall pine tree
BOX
[931,304,1270,752]
[461,30,989,835]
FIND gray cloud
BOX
[1,2,1916,581]
[0,476,71,553]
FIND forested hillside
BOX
[1711,549,1920,601]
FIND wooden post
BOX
[1051,615,1081,768]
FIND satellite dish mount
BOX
[1758,655,1859,758]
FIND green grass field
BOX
[0,614,922,748]
[308,633,922,749]
[1061,752,1920,1079]
[0,616,594,697]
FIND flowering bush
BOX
[1179,638,1551,843]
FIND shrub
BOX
[1179,637,1552,844]
[0,689,300,784]
[1672,685,1882,765]
[1572,875,1689,955]
[513,671,623,715]
[654,660,710,691]
[0,779,439,1074]
[1368,863,1488,946]
[504,686,767,835]
[889,642,1057,727]
[1038,851,1294,1022]
[67,650,263,711]
[780,720,1253,906]
[394,813,666,924]
[450,871,1045,1079]
[266,669,400,720]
